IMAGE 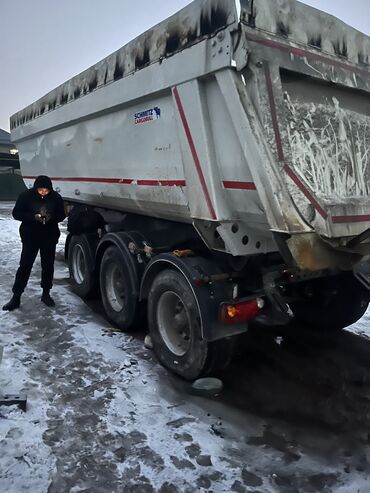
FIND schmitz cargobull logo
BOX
[134,106,161,125]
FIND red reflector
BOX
[220,298,264,325]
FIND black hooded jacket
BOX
[12,176,66,244]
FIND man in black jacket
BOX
[2,175,66,311]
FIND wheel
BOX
[291,274,369,331]
[148,269,236,380]
[68,235,97,298]
[99,245,139,330]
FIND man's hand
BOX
[35,213,52,224]
[34,213,44,223]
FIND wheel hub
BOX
[157,291,191,356]
[105,263,126,312]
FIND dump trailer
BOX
[11,0,370,379]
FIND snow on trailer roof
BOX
[10,0,370,131]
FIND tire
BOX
[99,245,139,331]
[148,269,235,380]
[291,274,369,331]
[68,235,97,298]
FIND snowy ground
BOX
[1,201,370,493]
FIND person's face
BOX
[37,188,50,197]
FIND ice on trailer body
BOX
[252,0,370,64]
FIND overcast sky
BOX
[0,0,369,132]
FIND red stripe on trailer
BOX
[22,176,186,187]
[172,86,217,220]
[331,214,370,224]
[137,179,186,187]
[283,165,328,220]
[223,181,256,190]
[24,176,256,191]
[23,176,133,184]
[247,33,370,79]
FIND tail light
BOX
[220,298,264,325]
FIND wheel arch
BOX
[140,253,248,341]
[142,254,204,323]
[140,255,197,301]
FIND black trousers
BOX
[12,240,57,295]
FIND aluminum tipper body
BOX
[10,0,370,378]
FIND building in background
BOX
[0,128,26,200]
[0,128,17,154]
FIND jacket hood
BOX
[33,175,53,190]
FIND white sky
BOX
[0,0,369,132]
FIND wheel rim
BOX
[156,291,191,356]
[72,244,86,285]
[105,262,126,312]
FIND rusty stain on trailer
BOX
[287,233,357,271]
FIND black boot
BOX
[2,294,21,311]
[41,290,55,307]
